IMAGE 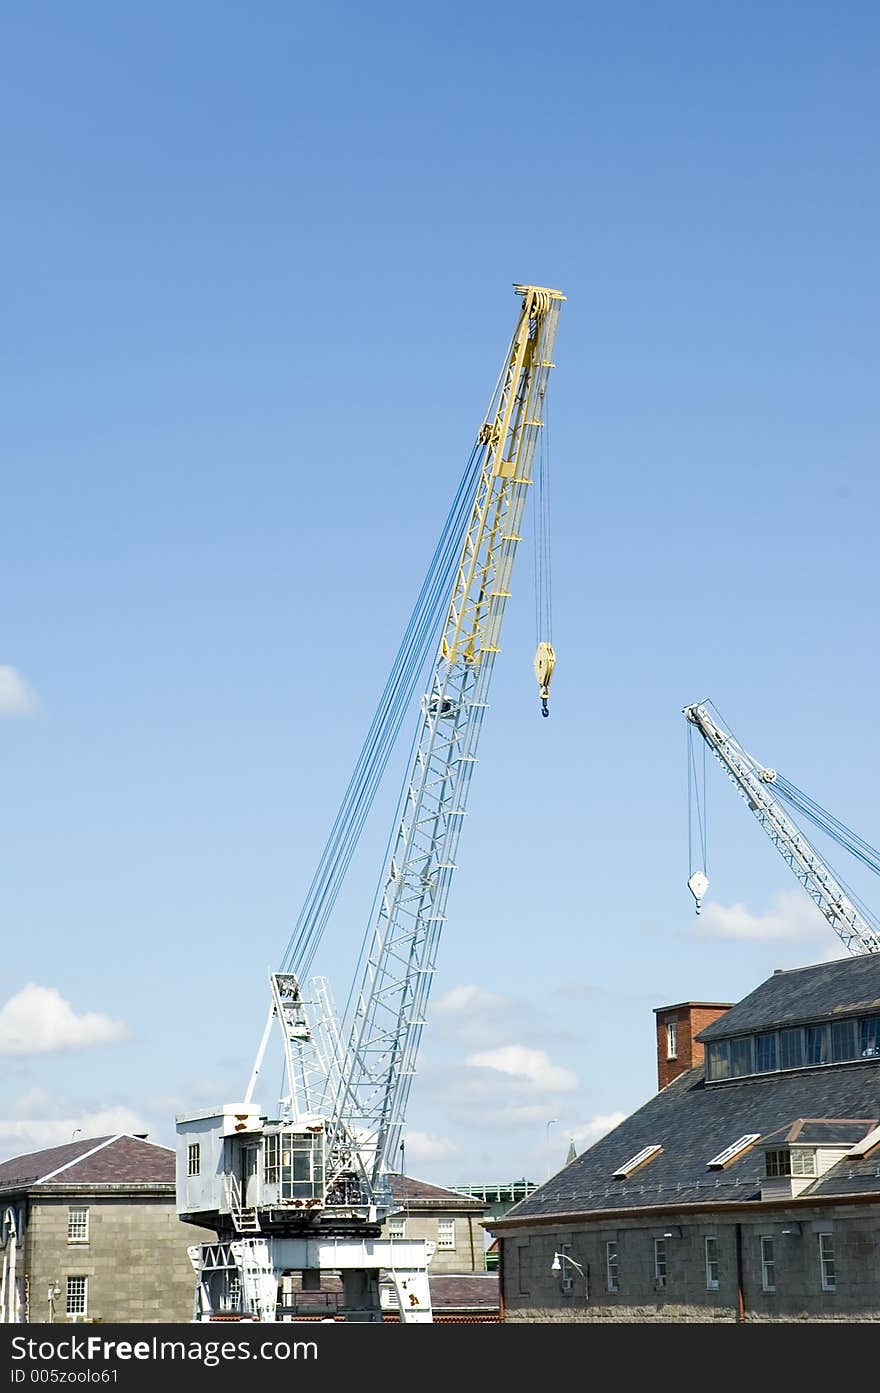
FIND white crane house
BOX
[176,285,565,1322]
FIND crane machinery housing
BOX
[685,701,880,958]
[176,284,565,1323]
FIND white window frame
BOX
[263,1133,280,1186]
[388,1217,406,1240]
[437,1219,455,1251]
[653,1237,667,1287]
[666,1020,678,1060]
[705,1236,720,1290]
[707,1134,760,1169]
[605,1240,619,1292]
[818,1232,836,1291]
[67,1206,89,1245]
[187,1143,200,1177]
[790,1148,816,1177]
[760,1236,776,1292]
[66,1276,88,1318]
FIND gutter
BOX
[487,1186,880,1232]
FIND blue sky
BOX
[2,2,879,1186]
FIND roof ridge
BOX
[36,1135,120,1183]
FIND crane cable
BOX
[532,388,555,715]
[687,724,709,885]
[772,775,880,881]
[689,698,880,937]
[280,438,486,979]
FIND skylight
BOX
[848,1123,880,1158]
[612,1144,662,1179]
[707,1134,760,1169]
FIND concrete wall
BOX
[500,1206,880,1321]
[24,1195,216,1324]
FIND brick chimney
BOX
[654,1001,732,1090]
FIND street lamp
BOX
[551,1251,588,1302]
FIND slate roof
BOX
[388,1174,485,1211]
[698,954,880,1042]
[495,1058,880,1223]
[0,1135,174,1191]
[381,1273,499,1311]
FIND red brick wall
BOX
[654,1003,731,1090]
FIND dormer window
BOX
[705,1010,880,1082]
[765,1147,817,1178]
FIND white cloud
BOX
[694,889,831,943]
[570,1112,627,1148]
[0,985,128,1056]
[403,1131,459,1162]
[465,1044,577,1093]
[0,665,38,716]
[0,1108,150,1157]
[435,985,507,1014]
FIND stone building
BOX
[488,953,880,1322]
[0,1134,214,1324]
[379,1175,499,1321]
[382,1173,488,1274]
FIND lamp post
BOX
[545,1119,558,1177]
[550,1251,588,1304]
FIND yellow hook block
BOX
[533,641,556,717]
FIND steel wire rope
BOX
[773,776,880,879]
[700,701,880,940]
[281,335,513,980]
[532,390,553,648]
[281,440,486,977]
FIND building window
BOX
[859,1014,880,1058]
[654,1238,667,1287]
[264,1134,280,1186]
[706,1040,730,1081]
[437,1219,455,1250]
[605,1241,619,1292]
[831,1020,857,1062]
[67,1207,89,1244]
[805,1023,830,1066]
[705,1236,720,1290]
[818,1233,836,1291]
[760,1236,776,1292]
[66,1277,88,1318]
[779,1027,804,1070]
[754,1032,778,1073]
[730,1036,754,1077]
[389,1218,406,1240]
[666,1020,678,1060]
[790,1148,816,1178]
[765,1149,792,1178]
[187,1143,201,1177]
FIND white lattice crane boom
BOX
[684,701,880,957]
[176,284,565,1323]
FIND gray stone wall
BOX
[24,1196,216,1324]
[382,1213,484,1273]
[500,1205,880,1321]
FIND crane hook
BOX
[541,698,549,718]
